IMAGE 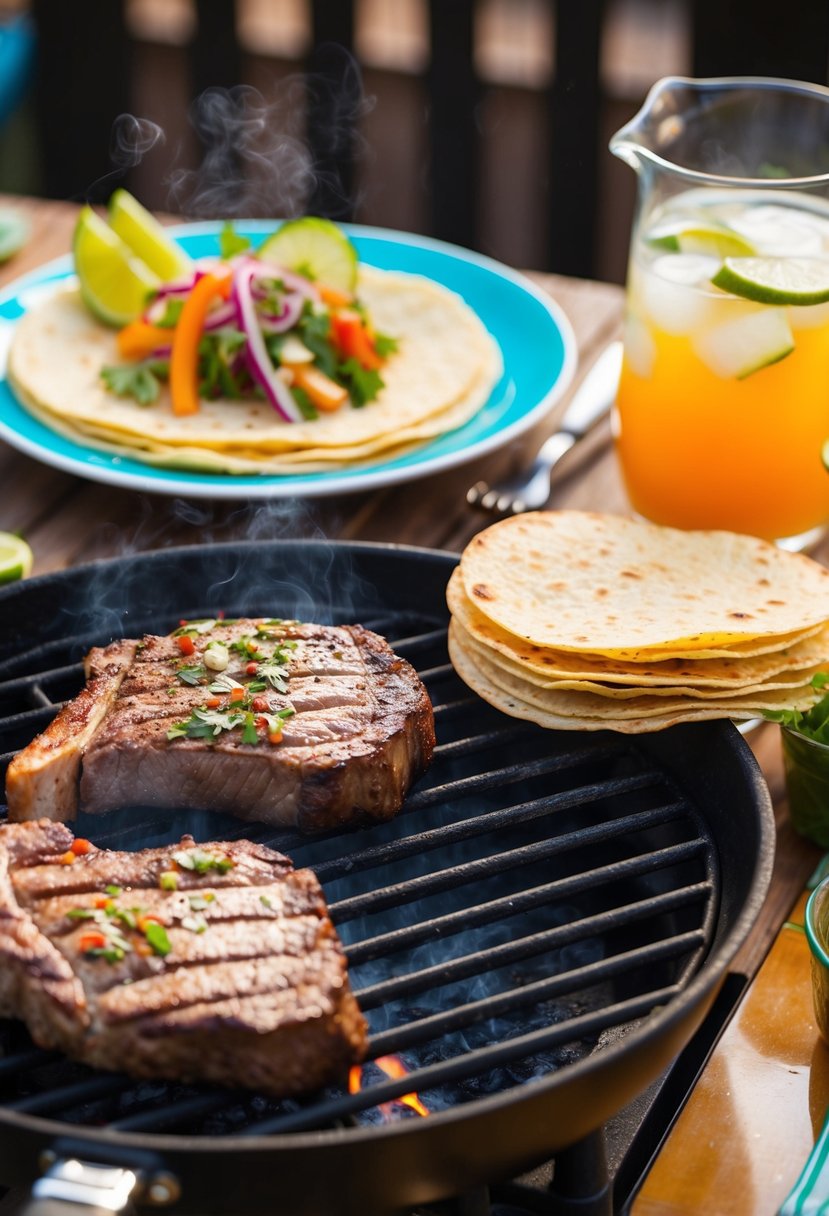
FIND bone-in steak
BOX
[0,820,367,1095]
[6,618,435,833]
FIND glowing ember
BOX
[348,1054,429,1119]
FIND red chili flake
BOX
[268,730,283,745]
[71,838,94,856]
[245,661,258,675]
[59,851,77,866]
[177,636,196,655]
[252,696,270,713]
[94,896,111,910]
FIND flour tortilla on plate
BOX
[458,511,829,656]
[446,568,829,686]
[7,266,502,471]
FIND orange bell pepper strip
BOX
[289,364,349,412]
[116,320,175,361]
[330,309,383,370]
[169,271,232,416]
[318,283,354,309]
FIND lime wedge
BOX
[107,189,192,281]
[0,210,29,262]
[648,219,756,257]
[73,206,160,327]
[257,217,358,291]
[0,532,33,585]
[693,307,795,379]
[711,256,829,305]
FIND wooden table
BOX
[0,196,825,1215]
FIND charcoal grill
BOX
[0,540,774,1216]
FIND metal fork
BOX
[466,339,622,516]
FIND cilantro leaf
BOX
[373,332,398,358]
[339,357,384,406]
[298,310,338,378]
[219,221,251,259]
[764,674,829,743]
[101,362,163,406]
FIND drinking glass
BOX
[610,76,829,547]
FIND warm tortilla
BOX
[447,568,829,685]
[459,511,829,656]
[7,266,502,471]
[448,623,820,734]
[451,614,829,700]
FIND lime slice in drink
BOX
[257,217,358,291]
[648,218,756,257]
[712,256,829,305]
[0,532,33,585]
[73,206,160,327]
[693,306,795,379]
[107,189,192,281]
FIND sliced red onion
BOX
[257,292,304,333]
[231,264,304,423]
[202,300,240,331]
[249,255,321,305]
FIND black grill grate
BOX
[0,601,719,1141]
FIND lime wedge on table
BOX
[712,256,829,305]
[107,189,192,281]
[73,206,160,327]
[257,217,358,291]
[648,219,756,257]
[0,533,33,585]
[0,211,29,262]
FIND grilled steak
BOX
[6,618,435,833]
[0,820,367,1095]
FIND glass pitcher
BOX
[609,76,829,546]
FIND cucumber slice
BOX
[693,306,795,379]
[257,217,358,292]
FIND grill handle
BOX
[8,1157,176,1216]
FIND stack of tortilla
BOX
[447,511,829,733]
[7,266,502,475]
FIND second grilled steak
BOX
[6,618,435,833]
[0,821,367,1096]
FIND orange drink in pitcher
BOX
[610,77,829,546]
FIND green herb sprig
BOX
[764,673,829,742]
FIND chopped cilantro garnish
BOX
[176,663,207,686]
[144,922,171,957]
[219,221,252,259]
[167,706,248,741]
[172,849,234,875]
[101,362,164,406]
[373,332,398,358]
[340,357,384,407]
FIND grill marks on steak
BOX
[0,822,367,1096]
[6,619,435,833]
